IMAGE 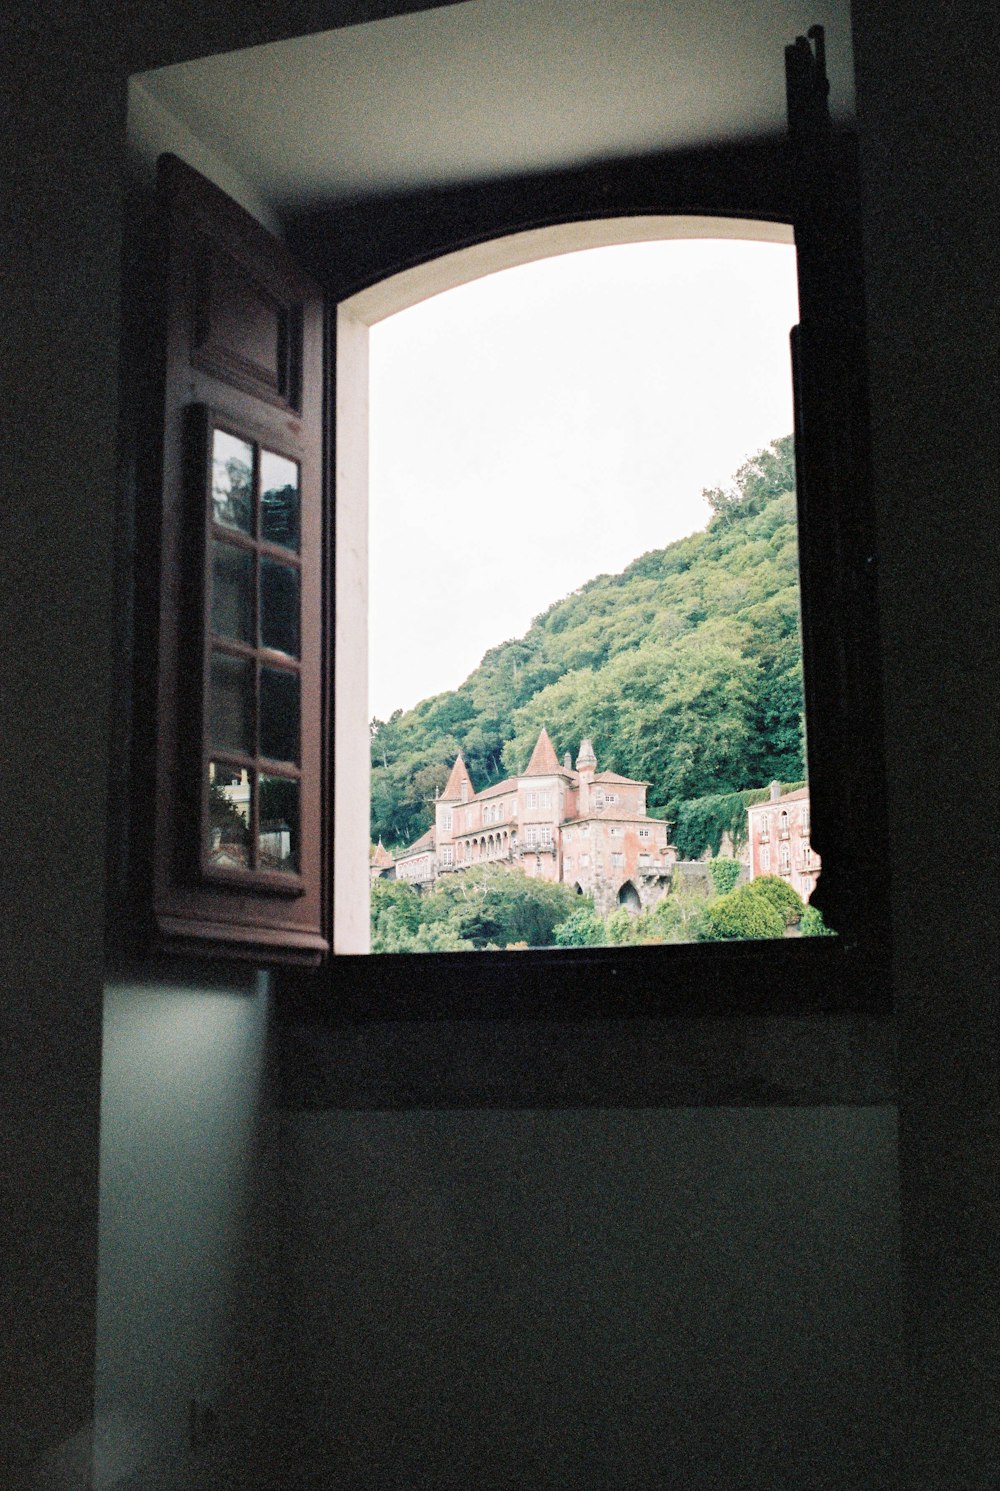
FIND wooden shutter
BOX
[148,155,328,963]
[785,28,884,942]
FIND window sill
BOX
[274,937,894,1109]
[277,931,890,1023]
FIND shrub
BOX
[708,856,741,896]
[605,907,637,945]
[745,874,804,926]
[799,903,835,937]
[702,885,785,941]
[553,907,606,947]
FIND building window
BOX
[779,810,789,839]
[759,816,770,842]
[440,845,453,866]
[761,844,770,872]
[638,827,650,839]
[611,852,624,868]
[442,810,452,831]
[610,826,622,838]
[780,843,791,874]
[605,793,619,804]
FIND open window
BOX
[137,155,327,963]
[127,28,888,1012]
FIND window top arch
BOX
[343,215,794,327]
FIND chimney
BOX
[563,752,572,770]
[769,779,782,801]
[576,738,597,816]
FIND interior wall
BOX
[93,974,275,1491]
[850,1,1000,1484]
[2,1,996,1488]
[85,93,300,1491]
[274,1107,900,1491]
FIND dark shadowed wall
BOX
[1,0,996,1487]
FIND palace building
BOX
[746,781,820,903]
[387,728,677,917]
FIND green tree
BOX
[429,865,584,949]
[370,436,803,849]
[800,903,835,937]
[744,874,804,927]
[708,856,741,896]
[552,906,606,947]
[702,885,785,941]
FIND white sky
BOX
[369,238,799,721]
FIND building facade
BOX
[746,781,819,903]
[390,728,677,916]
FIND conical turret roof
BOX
[371,837,393,869]
[523,727,562,777]
[440,753,474,802]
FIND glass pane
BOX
[260,449,299,550]
[207,761,251,869]
[260,558,299,656]
[259,775,299,875]
[211,429,254,533]
[259,665,299,764]
[210,650,253,755]
[211,541,253,643]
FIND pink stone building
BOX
[391,728,676,916]
[746,781,819,903]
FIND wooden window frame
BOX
[118,32,889,1013]
[272,29,890,1019]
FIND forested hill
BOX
[371,437,803,850]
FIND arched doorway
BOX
[617,881,641,914]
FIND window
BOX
[440,845,453,866]
[611,852,624,868]
[638,828,650,839]
[780,843,791,874]
[761,844,771,872]
[779,810,789,839]
[442,810,452,831]
[142,155,325,963]
[610,826,622,838]
[137,28,889,1010]
[605,793,619,804]
[759,816,770,843]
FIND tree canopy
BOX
[371,436,803,851]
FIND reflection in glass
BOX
[260,558,299,656]
[211,429,254,532]
[211,541,253,642]
[259,774,299,874]
[210,650,253,754]
[260,450,299,550]
[259,665,299,763]
[207,761,251,868]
